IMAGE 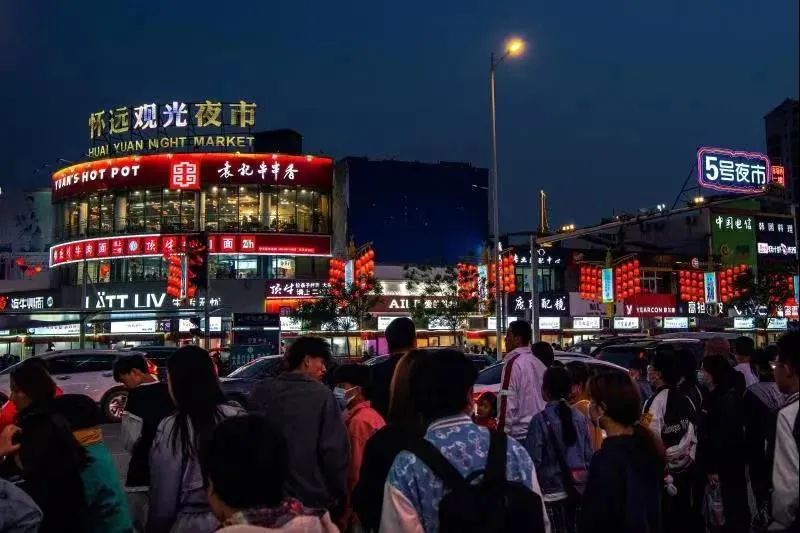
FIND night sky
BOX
[1,1,797,232]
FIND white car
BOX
[472,354,628,400]
[0,349,146,422]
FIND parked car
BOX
[219,355,283,405]
[472,354,628,400]
[123,345,175,381]
[567,335,648,356]
[593,338,705,369]
[360,353,498,372]
[0,349,149,422]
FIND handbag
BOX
[545,419,588,499]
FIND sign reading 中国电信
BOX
[87,100,257,159]
[698,147,771,194]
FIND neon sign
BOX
[697,147,771,194]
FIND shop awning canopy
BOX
[0,311,83,330]
[87,309,206,322]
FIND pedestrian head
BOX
[704,337,731,359]
[167,345,225,455]
[565,360,590,402]
[648,346,680,389]
[675,348,699,385]
[752,349,775,382]
[774,331,800,395]
[113,354,155,389]
[52,394,104,432]
[411,349,477,424]
[543,366,578,447]
[733,336,755,363]
[628,357,648,381]
[505,320,531,353]
[10,359,56,412]
[331,364,372,409]
[283,336,332,381]
[386,317,416,355]
[533,341,555,367]
[200,415,288,522]
[701,354,733,392]
[476,392,497,419]
[588,371,664,462]
[388,350,431,432]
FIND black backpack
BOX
[407,430,546,533]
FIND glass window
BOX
[236,256,258,279]
[68,201,81,237]
[317,192,330,233]
[144,189,161,231]
[162,190,180,231]
[213,256,236,279]
[100,194,114,234]
[218,187,238,231]
[274,188,297,231]
[128,191,146,232]
[181,192,196,231]
[87,195,101,236]
[239,187,259,231]
[270,257,295,279]
[296,189,314,232]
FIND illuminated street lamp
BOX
[489,36,526,354]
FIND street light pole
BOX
[489,53,502,355]
[488,37,524,357]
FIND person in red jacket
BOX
[473,391,498,430]
[0,358,63,432]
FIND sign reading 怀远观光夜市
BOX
[51,153,333,200]
[88,100,257,159]
[697,147,771,194]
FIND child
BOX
[473,391,498,430]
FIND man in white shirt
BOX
[497,320,547,441]
[770,331,799,532]
[733,336,758,388]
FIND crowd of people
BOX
[0,318,797,533]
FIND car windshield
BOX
[595,346,649,369]
[226,357,281,379]
[475,363,503,385]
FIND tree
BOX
[731,263,796,327]
[404,265,482,347]
[289,276,383,356]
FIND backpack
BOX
[407,430,546,533]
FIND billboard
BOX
[711,213,756,267]
[756,216,797,263]
[697,147,770,194]
[0,189,53,253]
[601,268,614,303]
[704,272,718,303]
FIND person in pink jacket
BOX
[497,320,548,441]
[332,365,386,529]
[199,415,339,533]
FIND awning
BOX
[0,311,83,330]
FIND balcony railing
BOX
[55,213,329,242]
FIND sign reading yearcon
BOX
[697,147,771,194]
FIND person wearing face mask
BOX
[580,372,665,533]
[331,365,385,530]
[642,347,698,533]
[248,336,350,515]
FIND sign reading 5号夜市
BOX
[51,153,334,200]
[697,147,771,194]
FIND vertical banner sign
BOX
[795,275,799,304]
[704,272,718,303]
[601,268,614,303]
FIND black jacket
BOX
[697,384,747,476]
[579,435,663,533]
[352,424,410,532]
[124,381,174,487]
[248,372,349,509]
[369,353,406,420]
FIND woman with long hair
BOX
[696,355,750,533]
[526,366,594,533]
[6,360,90,533]
[148,346,244,533]
[352,349,431,532]
[579,372,664,533]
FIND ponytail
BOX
[557,399,577,447]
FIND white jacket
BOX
[498,346,547,440]
[217,513,339,532]
[770,394,798,531]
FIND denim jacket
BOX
[525,401,594,498]
[0,478,42,533]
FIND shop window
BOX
[144,189,161,231]
[162,189,181,231]
[273,189,298,231]
[207,187,238,232]
[269,257,295,279]
[641,270,662,294]
[181,192,196,231]
[317,193,330,233]
[238,187,259,231]
[128,191,146,232]
[236,256,258,279]
[87,195,101,236]
[68,201,81,237]
[100,194,114,234]
[296,189,314,232]
[213,256,236,279]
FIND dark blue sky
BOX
[1,1,797,232]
